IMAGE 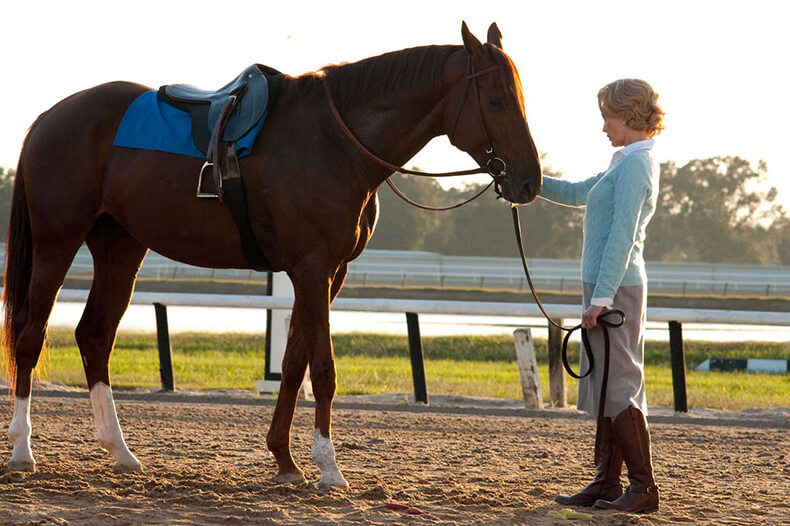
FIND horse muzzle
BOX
[497,174,540,204]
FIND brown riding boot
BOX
[594,406,659,513]
[555,418,623,506]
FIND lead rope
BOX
[511,205,625,463]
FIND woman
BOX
[543,78,665,513]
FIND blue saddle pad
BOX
[113,90,266,159]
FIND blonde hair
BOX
[598,78,665,137]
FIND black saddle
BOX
[159,64,282,154]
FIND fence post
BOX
[405,312,428,404]
[548,320,566,408]
[513,329,543,409]
[154,303,174,392]
[669,320,688,412]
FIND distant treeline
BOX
[1,156,788,265]
[370,156,790,265]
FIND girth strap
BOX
[212,142,273,272]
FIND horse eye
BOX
[488,97,504,110]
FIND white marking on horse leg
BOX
[90,382,142,472]
[7,396,36,471]
[311,428,348,491]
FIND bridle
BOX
[322,50,509,210]
[446,55,509,197]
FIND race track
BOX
[1,391,787,525]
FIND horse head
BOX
[445,22,542,204]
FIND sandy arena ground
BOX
[1,389,788,525]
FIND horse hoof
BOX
[275,471,306,485]
[6,460,36,472]
[113,461,143,474]
[318,475,349,493]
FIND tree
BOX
[369,165,585,258]
[368,172,448,251]
[767,215,790,266]
[369,156,789,265]
[645,157,786,264]
[423,165,586,258]
[0,166,15,236]
[422,184,516,256]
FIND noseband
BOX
[322,52,508,199]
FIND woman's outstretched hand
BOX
[582,304,606,328]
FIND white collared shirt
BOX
[608,138,655,169]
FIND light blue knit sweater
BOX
[539,147,659,301]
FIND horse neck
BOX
[327,46,464,188]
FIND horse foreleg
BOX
[267,314,309,484]
[77,221,147,472]
[89,384,141,472]
[306,265,349,491]
[311,427,347,492]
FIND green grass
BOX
[26,330,790,411]
[43,331,269,391]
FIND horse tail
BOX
[3,145,34,396]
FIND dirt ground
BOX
[1,390,788,526]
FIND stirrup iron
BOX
[196,161,221,198]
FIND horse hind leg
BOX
[75,216,148,472]
[7,241,85,471]
[267,311,309,484]
[8,398,35,472]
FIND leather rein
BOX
[511,204,626,462]
[323,55,508,211]
[509,205,626,381]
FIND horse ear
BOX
[461,21,484,57]
[487,22,503,49]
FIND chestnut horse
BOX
[3,23,541,489]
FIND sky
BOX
[2,1,789,207]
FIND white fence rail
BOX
[44,248,790,298]
[55,289,789,411]
[57,289,790,326]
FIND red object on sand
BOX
[385,503,411,511]
[385,503,426,514]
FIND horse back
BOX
[21,81,148,199]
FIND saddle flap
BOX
[208,72,268,141]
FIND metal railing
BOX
[49,247,790,297]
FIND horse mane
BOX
[318,45,459,111]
